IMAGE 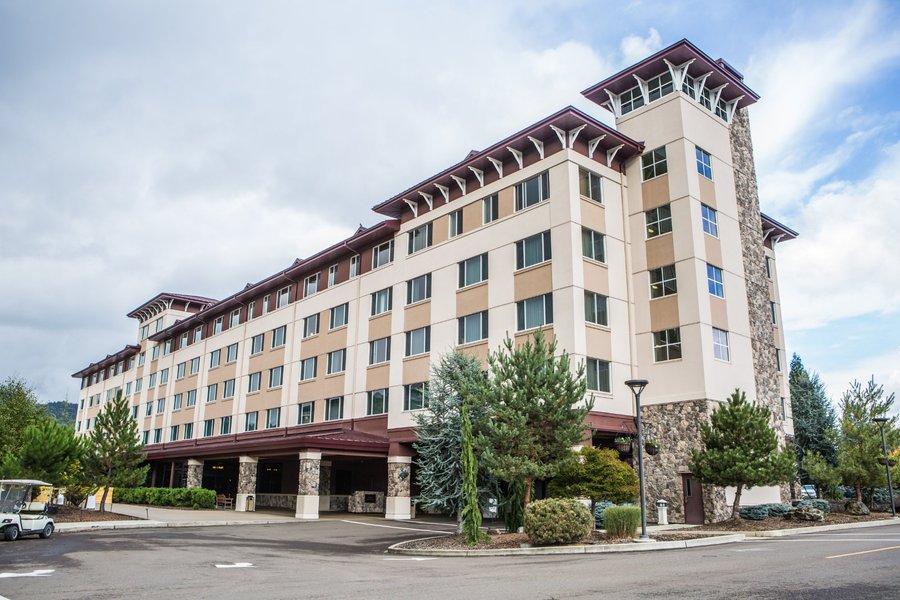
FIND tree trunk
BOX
[99,484,111,512]
[855,482,862,503]
[456,510,463,535]
[523,478,532,509]
[731,485,743,520]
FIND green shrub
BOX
[760,503,791,517]
[603,506,641,539]
[739,505,769,520]
[525,498,593,545]
[593,501,615,528]
[112,487,216,509]
[791,499,830,513]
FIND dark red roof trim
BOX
[71,344,141,379]
[126,292,218,320]
[761,213,799,241]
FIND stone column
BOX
[186,459,204,489]
[235,456,258,512]
[318,460,332,512]
[385,456,412,520]
[296,450,321,520]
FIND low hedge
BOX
[525,498,593,546]
[112,487,216,509]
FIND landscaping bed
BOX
[696,511,893,532]
[51,505,142,523]
[397,530,716,551]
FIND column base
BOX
[295,494,320,520]
[385,496,411,520]
[319,494,331,512]
[235,493,254,512]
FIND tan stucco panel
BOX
[498,186,514,219]
[203,399,234,420]
[404,301,432,331]
[366,364,390,389]
[245,389,284,411]
[368,314,392,340]
[704,234,723,266]
[169,409,195,427]
[248,346,287,372]
[298,373,345,402]
[645,235,675,269]
[710,297,729,330]
[300,327,348,358]
[456,282,489,317]
[649,296,680,331]
[432,216,448,246]
[583,261,610,296]
[585,326,613,359]
[402,356,431,384]
[580,200,606,233]
[462,200,482,234]
[641,175,670,211]
[514,263,553,302]
[206,364,237,386]
[515,327,554,347]
[457,342,489,367]
[698,176,716,208]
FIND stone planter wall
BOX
[256,493,297,510]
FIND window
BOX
[641,147,668,180]
[371,287,393,316]
[263,295,270,314]
[776,349,783,372]
[170,425,179,442]
[367,389,388,416]
[269,366,284,388]
[226,343,238,363]
[151,345,160,361]
[213,317,223,335]
[701,204,718,237]
[350,255,360,278]
[210,349,221,369]
[220,416,232,435]
[482,194,499,224]
[180,332,188,348]
[515,231,552,270]
[193,326,202,343]
[140,325,149,341]
[325,397,343,421]
[266,407,281,429]
[298,401,314,424]
[696,147,712,179]
[515,171,550,210]
[584,291,609,326]
[328,264,339,287]
[206,383,217,403]
[176,362,186,380]
[650,265,677,298]
[707,264,725,298]
[619,84,644,115]
[203,419,214,438]
[330,303,348,329]
[404,382,428,410]
[713,328,730,362]
[154,318,164,333]
[128,357,135,370]
[516,293,553,331]
[579,168,603,202]
[586,358,611,393]
[645,204,672,238]
[303,314,320,337]
[407,223,433,255]
[765,256,774,279]
[159,368,169,385]
[156,398,165,413]
[303,275,318,297]
[300,357,317,381]
[459,254,489,288]
[248,372,261,393]
[272,325,286,348]
[458,311,488,345]
[223,378,235,399]
[142,430,148,445]
[407,274,432,304]
[187,389,197,407]
[448,209,463,238]
[653,328,682,362]
[189,357,200,375]
[248,301,256,320]
[369,337,391,365]
[125,382,132,396]
[373,240,395,269]
[405,327,430,357]
[230,309,241,328]
[245,411,258,432]
[183,422,193,440]
[327,349,346,374]
[138,352,146,366]
[164,340,172,354]
[148,372,157,388]
[647,71,674,101]
[582,228,605,262]
[173,393,183,410]
[153,428,162,444]
[251,333,264,354]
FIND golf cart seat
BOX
[22,502,47,514]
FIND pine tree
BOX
[84,391,149,511]
[475,330,592,509]
[789,354,838,478]
[4,417,86,483]
[837,379,898,503]
[689,389,796,520]
[548,446,639,512]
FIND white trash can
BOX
[656,499,669,526]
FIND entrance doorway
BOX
[682,473,705,524]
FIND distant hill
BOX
[45,401,77,426]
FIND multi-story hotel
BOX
[73,39,797,524]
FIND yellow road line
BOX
[826,545,900,559]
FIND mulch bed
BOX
[696,511,893,532]
[50,505,142,523]
[397,530,714,551]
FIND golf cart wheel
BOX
[40,523,54,539]
[3,525,19,541]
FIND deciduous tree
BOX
[0,376,47,471]
[548,446,639,513]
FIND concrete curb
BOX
[723,517,900,538]
[386,534,746,557]
[57,519,303,533]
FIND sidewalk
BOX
[56,504,302,533]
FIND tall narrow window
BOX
[371,287,393,316]
[213,317,223,335]
[650,265,677,298]
[350,255,360,278]
[189,357,200,374]
[482,194,499,224]
[584,291,609,326]
[184,423,194,440]
[653,328,682,362]
[367,389,388,416]
[248,372,261,393]
[245,411,258,432]
[770,301,778,325]
[303,275,318,298]
[459,254,489,288]
[404,382,428,411]
[326,349,346,375]
[187,389,197,407]
[223,379,235,399]
[406,273,432,304]
[251,333,264,354]
[712,328,730,361]
[303,314,319,338]
[206,383,217,403]
[328,264,339,287]
[209,349,221,369]
[407,223,432,255]
[271,325,286,348]
[230,309,241,328]
[515,231,552,270]
[300,357,317,381]
[330,303,348,329]
[278,286,291,308]
[226,343,238,363]
[448,209,463,238]
[641,147,668,180]
[586,358,611,392]
[701,204,718,237]
[298,402,314,425]
[516,294,553,331]
[514,171,550,211]
[268,366,283,388]
[266,407,281,429]
[220,416,232,435]
[695,146,712,179]
[645,204,672,238]
[707,264,725,298]
[405,327,430,357]
[579,168,602,201]
[581,228,605,262]
[325,397,343,421]
[369,337,391,365]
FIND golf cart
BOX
[0,479,55,541]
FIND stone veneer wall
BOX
[730,108,792,503]
[642,400,730,524]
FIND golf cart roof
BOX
[0,480,52,486]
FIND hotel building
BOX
[73,39,797,524]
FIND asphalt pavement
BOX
[1,518,898,600]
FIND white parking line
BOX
[340,520,452,534]
[383,557,439,561]
[214,563,254,569]
[0,569,55,578]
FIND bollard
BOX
[656,499,669,526]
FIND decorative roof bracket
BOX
[506,146,524,169]
[604,90,622,118]
[663,58,695,90]
[606,144,624,167]
[587,135,606,160]
[487,157,503,178]
[451,175,467,195]
[417,191,433,210]
[434,183,450,204]
[568,124,587,149]
[468,166,484,187]
[632,74,650,105]
[527,136,544,160]
[550,125,567,148]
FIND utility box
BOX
[656,499,669,526]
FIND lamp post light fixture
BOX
[625,379,651,541]
[872,417,896,518]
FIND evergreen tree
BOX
[789,354,838,478]
[0,376,47,466]
[475,330,592,509]
[2,417,86,483]
[460,394,486,545]
[548,446,639,513]
[83,391,149,511]
[689,389,796,520]
[837,379,898,503]
[45,401,78,427]
[803,451,841,499]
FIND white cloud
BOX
[620,28,662,65]
[818,346,900,416]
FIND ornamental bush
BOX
[791,499,830,513]
[524,498,593,545]
[113,487,216,509]
[739,505,769,521]
[603,506,642,539]
[593,501,615,529]
[760,503,791,517]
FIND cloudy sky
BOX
[2,0,898,412]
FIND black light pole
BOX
[625,379,650,540]
[873,417,896,518]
